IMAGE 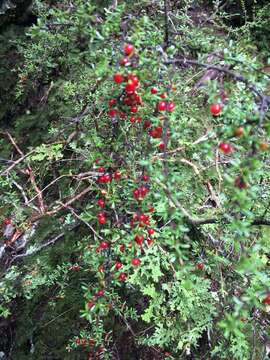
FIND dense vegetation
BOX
[0,1,270,359]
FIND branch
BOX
[164,0,169,49]
[8,224,79,266]
[165,57,270,106]
[155,179,270,227]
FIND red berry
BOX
[97,289,105,297]
[234,176,247,189]
[125,81,136,93]
[140,186,148,196]
[143,120,151,129]
[157,101,166,111]
[87,301,95,310]
[128,74,139,86]
[124,44,134,56]
[108,109,118,118]
[120,57,130,66]
[130,106,138,113]
[120,244,126,253]
[139,214,147,222]
[108,99,117,107]
[135,235,144,246]
[100,241,109,250]
[118,272,127,281]
[149,127,162,139]
[102,174,111,183]
[167,102,175,112]
[98,265,104,273]
[98,167,105,174]
[131,258,141,266]
[147,228,155,236]
[219,143,232,154]
[197,263,204,271]
[210,103,222,116]
[96,246,101,253]
[3,218,12,225]
[113,171,121,180]
[97,199,105,208]
[151,87,158,94]
[262,294,270,305]
[160,92,167,99]
[142,175,149,181]
[113,73,124,84]
[159,143,165,151]
[98,216,106,225]
[147,238,154,246]
[130,116,136,123]
[115,262,123,270]
[76,339,81,346]
[133,189,140,199]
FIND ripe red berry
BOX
[139,214,147,222]
[151,87,158,94]
[140,186,148,196]
[3,218,12,225]
[147,238,154,246]
[159,143,165,151]
[147,228,155,236]
[130,116,136,123]
[130,106,138,113]
[133,189,140,199]
[97,289,105,297]
[210,103,222,116]
[125,81,136,94]
[142,175,149,181]
[87,301,95,310]
[113,171,121,180]
[135,235,144,246]
[219,143,232,154]
[160,92,167,99]
[131,258,141,266]
[128,74,139,86]
[98,265,104,273]
[149,126,163,138]
[234,176,247,189]
[97,199,105,208]
[120,244,126,253]
[98,216,106,225]
[98,167,105,174]
[76,339,81,345]
[157,101,166,111]
[108,99,117,107]
[197,263,204,271]
[120,57,130,66]
[113,73,124,83]
[108,109,118,118]
[118,272,127,281]
[100,241,109,250]
[167,102,175,112]
[143,120,151,129]
[124,44,134,56]
[115,262,123,270]
[262,294,270,305]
